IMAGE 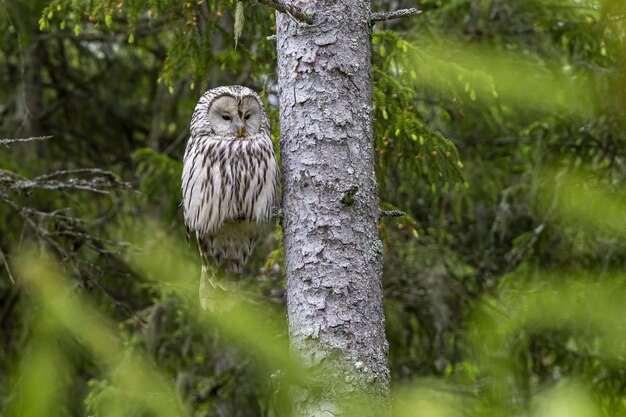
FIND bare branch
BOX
[254,0,314,24]
[380,210,406,218]
[0,163,133,264]
[0,192,70,260]
[371,8,422,24]
[8,180,113,194]
[0,169,25,180]
[34,168,122,183]
[0,190,130,260]
[0,136,53,146]
[0,168,132,194]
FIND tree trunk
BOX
[275,1,390,415]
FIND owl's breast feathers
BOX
[181,133,279,237]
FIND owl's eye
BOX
[244,114,251,120]
[221,115,231,121]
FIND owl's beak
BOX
[237,127,245,138]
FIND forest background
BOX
[1,0,626,416]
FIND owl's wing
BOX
[182,136,235,236]
[182,132,279,238]
[235,133,280,223]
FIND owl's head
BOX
[190,86,269,139]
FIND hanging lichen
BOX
[234,0,245,48]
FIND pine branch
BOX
[371,8,422,23]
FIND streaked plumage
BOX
[181,86,279,306]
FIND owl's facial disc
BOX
[208,95,263,138]
[208,96,243,137]
[239,96,262,136]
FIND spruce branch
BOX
[371,8,422,23]
[254,0,314,24]
[380,210,406,218]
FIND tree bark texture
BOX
[276,1,390,416]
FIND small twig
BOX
[267,34,277,42]
[380,210,406,218]
[0,248,15,284]
[255,0,314,24]
[371,8,422,24]
[34,168,120,182]
[0,136,53,146]
[9,180,111,194]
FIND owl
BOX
[181,86,279,308]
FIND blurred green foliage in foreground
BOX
[8,192,626,416]
[1,0,626,416]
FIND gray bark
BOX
[275,1,390,416]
